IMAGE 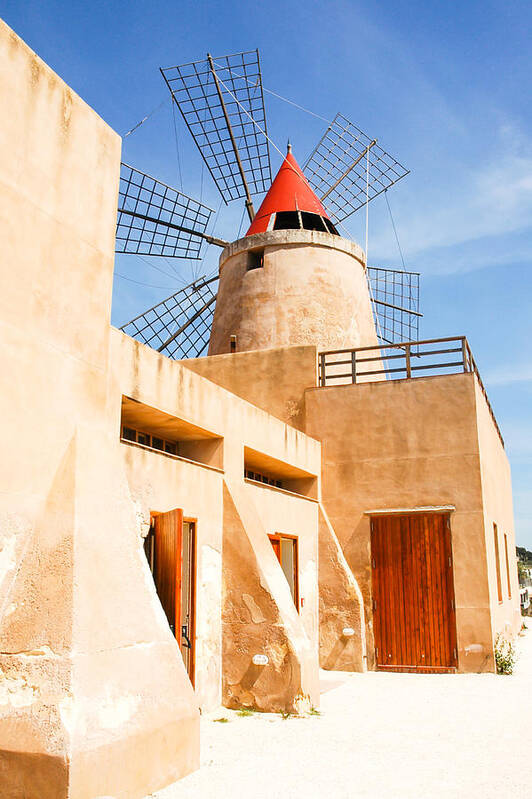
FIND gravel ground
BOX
[150,628,532,799]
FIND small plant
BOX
[494,633,517,675]
[280,710,292,720]
[213,716,229,723]
[237,707,255,717]
[309,706,321,716]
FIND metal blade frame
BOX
[304,113,410,223]
[161,50,271,205]
[367,266,421,345]
[120,274,219,359]
[116,163,215,260]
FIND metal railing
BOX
[318,336,504,447]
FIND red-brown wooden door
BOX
[370,513,457,673]
[153,508,183,639]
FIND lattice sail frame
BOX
[119,267,420,360]
[120,275,218,359]
[161,50,272,203]
[304,113,410,224]
[116,163,214,260]
[368,266,420,344]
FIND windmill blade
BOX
[161,50,271,216]
[120,274,219,359]
[367,266,421,345]
[116,163,221,260]
[304,113,409,224]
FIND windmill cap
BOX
[246,148,332,236]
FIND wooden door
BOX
[370,513,457,673]
[153,509,183,639]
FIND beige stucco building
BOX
[0,18,521,799]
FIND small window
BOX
[300,211,327,232]
[247,249,264,270]
[269,534,298,607]
[164,441,177,456]
[122,426,136,442]
[273,211,301,230]
[323,218,339,235]
[244,468,283,490]
[152,436,165,451]
[137,431,151,447]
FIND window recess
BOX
[120,396,223,469]
[246,248,264,270]
[243,446,318,499]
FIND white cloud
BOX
[366,120,532,274]
[484,364,532,387]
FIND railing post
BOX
[351,350,357,384]
[405,343,411,378]
[320,353,326,387]
[461,337,469,372]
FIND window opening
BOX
[245,468,282,488]
[300,211,327,232]
[247,249,264,270]
[273,210,301,230]
[122,425,178,457]
[323,217,339,235]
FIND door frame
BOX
[182,516,197,688]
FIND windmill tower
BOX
[209,145,379,355]
[117,51,420,360]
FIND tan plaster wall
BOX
[474,381,521,638]
[304,373,499,672]
[109,330,321,484]
[209,230,379,355]
[118,443,224,711]
[181,344,368,672]
[0,19,200,797]
[221,481,319,712]
[109,330,322,713]
[183,344,318,432]
[318,505,367,671]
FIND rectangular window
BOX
[137,431,151,447]
[269,534,298,608]
[122,426,137,442]
[247,249,264,270]
[504,533,512,599]
[494,523,503,603]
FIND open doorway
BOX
[269,533,299,609]
[145,509,196,685]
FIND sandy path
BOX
[150,629,532,799]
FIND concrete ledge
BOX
[219,228,365,269]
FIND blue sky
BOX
[4,0,532,546]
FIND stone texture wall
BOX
[209,229,379,356]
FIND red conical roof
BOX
[246,147,330,236]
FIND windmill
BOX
[117,49,420,359]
